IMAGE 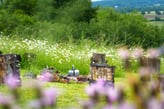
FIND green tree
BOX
[52,0,70,9]
[35,0,55,20]
[53,0,97,23]
[0,0,36,35]
[6,0,38,15]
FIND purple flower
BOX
[107,88,119,103]
[41,88,57,107]
[147,98,162,109]
[28,100,42,109]
[119,102,136,109]
[149,80,159,91]
[85,79,107,96]
[131,48,143,59]
[4,74,21,89]
[0,93,14,106]
[161,93,164,109]
[37,72,53,82]
[118,48,130,59]
[138,67,150,77]
[147,48,160,58]
[85,85,97,97]
[94,79,108,95]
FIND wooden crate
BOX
[0,55,6,83]
[159,74,164,91]
[89,53,115,86]
[90,63,115,84]
[0,54,21,84]
[139,56,160,73]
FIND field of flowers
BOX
[0,36,125,77]
[0,35,164,109]
[1,36,163,76]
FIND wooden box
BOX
[0,54,21,84]
[90,63,115,84]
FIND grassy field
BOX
[0,36,125,77]
[0,72,158,109]
[0,77,126,109]
[0,36,164,109]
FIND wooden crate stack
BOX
[90,53,115,84]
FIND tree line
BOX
[0,0,163,48]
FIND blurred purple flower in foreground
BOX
[85,79,107,96]
[107,87,119,103]
[118,48,130,59]
[41,88,57,107]
[0,93,14,109]
[147,48,160,58]
[4,74,21,89]
[138,67,150,77]
[28,100,42,109]
[147,98,162,109]
[37,72,53,82]
[119,102,136,109]
[131,48,143,59]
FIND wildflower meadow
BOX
[0,36,164,109]
[0,0,164,109]
[0,36,124,76]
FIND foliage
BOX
[52,0,72,9]
[87,8,164,48]
[0,0,36,34]
[2,0,38,15]
[53,0,97,23]
[35,0,54,20]
[0,9,35,35]
[0,0,163,48]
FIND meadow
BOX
[0,36,125,77]
[0,77,127,109]
[0,36,164,109]
[0,0,164,108]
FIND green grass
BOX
[161,58,164,74]
[0,36,164,108]
[0,77,125,109]
[0,36,125,77]
[0,36,163,76]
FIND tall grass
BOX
[1,35,163,77]
[0,35,164,109]
[0,36,126,76]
